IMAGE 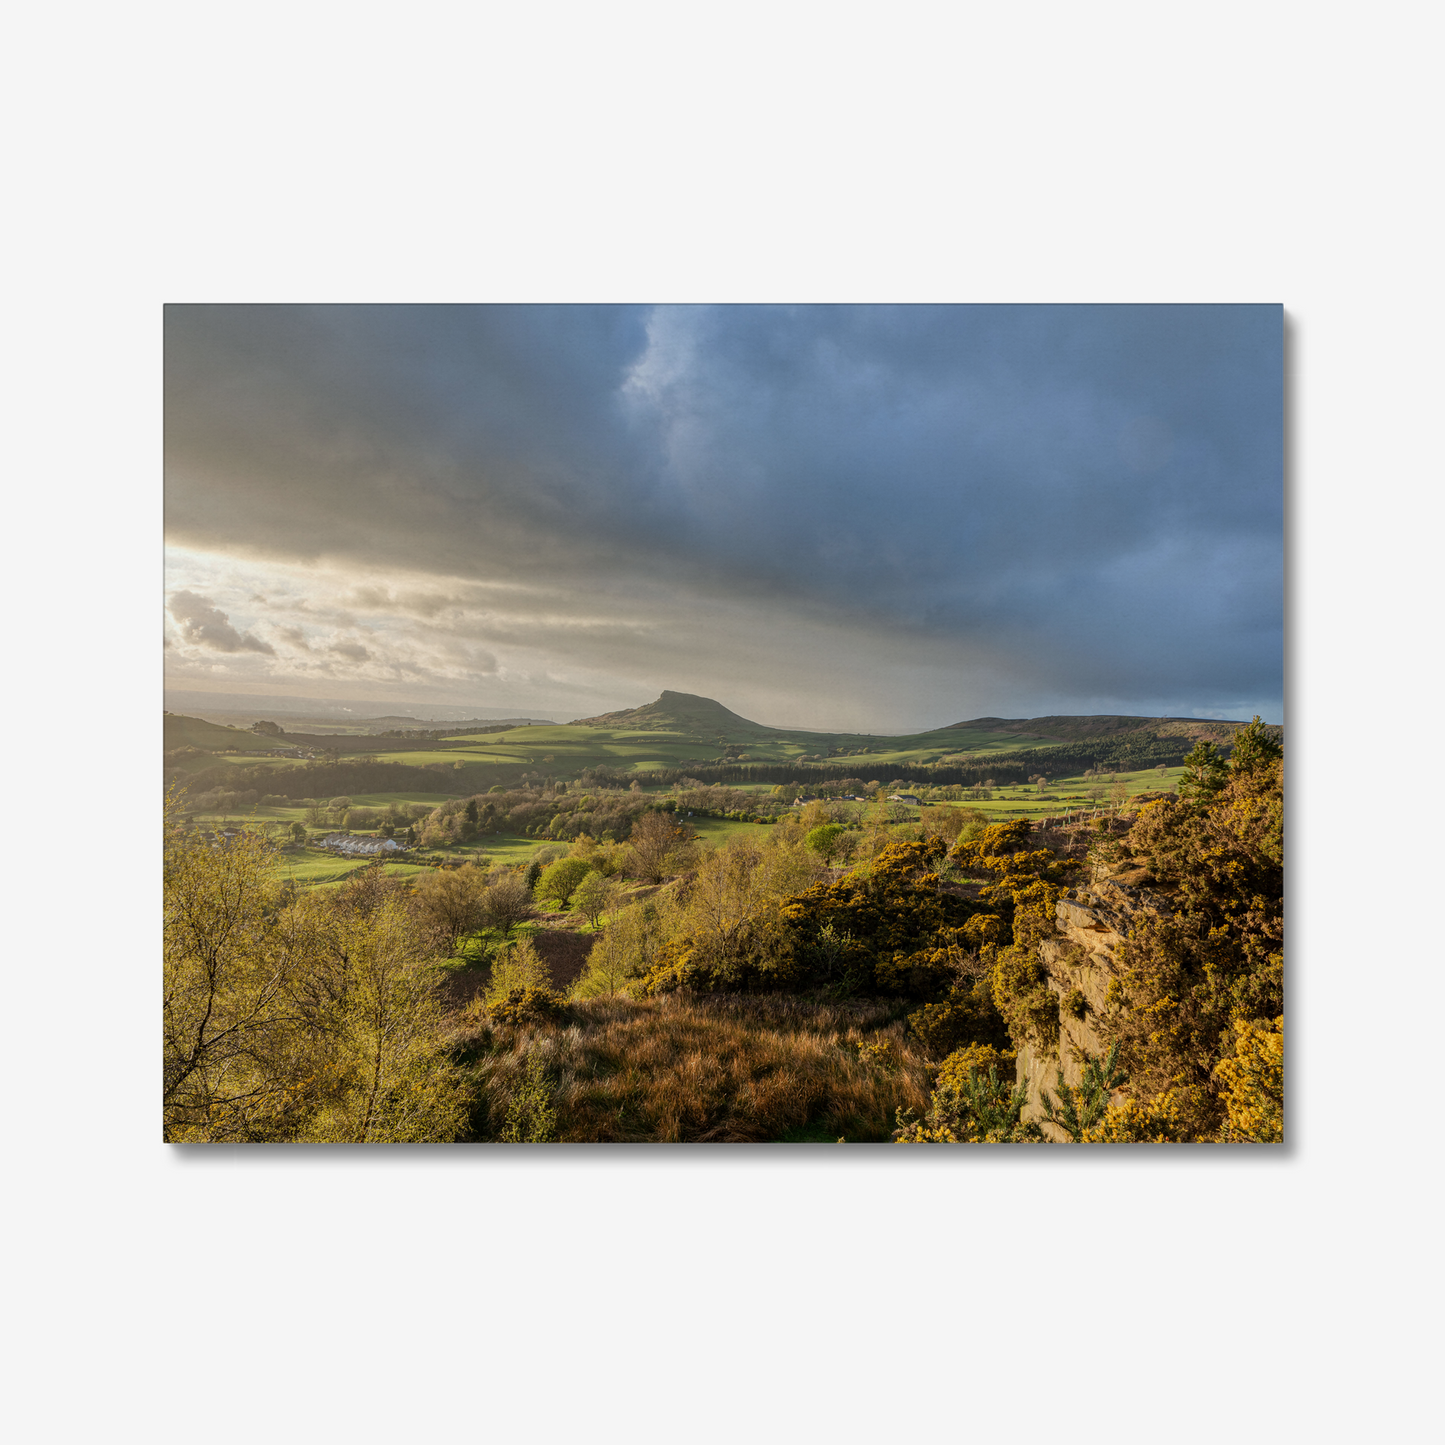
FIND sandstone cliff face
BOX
[1016,861,1173,1140]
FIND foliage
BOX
[805,823,847,861]
[163,807,468,1143]
[989,938,1061,1052]
[1039,1043,1126,1142]
[479,871,539,937]
[626,810,698,884]
[1225,716,1283,779]
[1083,1092,1191,1142]
[906,993,1009,1059]
[490,986,566,1028]
[780,839,986,993]
[163,809,305,1141]
[486,937,551,1006]
[792,920,873,998]
[855,1036,899,1068]
[934,1043,1015,1092]
[410,862,493,954]
[499,1053,558,1142]
[534,854,595,907]
[916,805,968,844]
[288,892,471,1143]
[953,829,1067,1046]
[572,900,669,998]
[1101,753,1283,1138]
[637,835,822,994]
[948,819,1072,903]
[1178,739,1229,803]
[1215,1016,1284,1142]
[894,1059,1043,1143]
[569,869,619,929]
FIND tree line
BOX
[627,735,1201,791]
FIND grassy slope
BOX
[164,714,279,752]
[466,994,931,1142]
[922,764,1186,823]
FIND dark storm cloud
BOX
[164,304,1281,717]
[167,590,274,654]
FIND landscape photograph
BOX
[164,302,1283,1144]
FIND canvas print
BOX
[164,304,1283,1143]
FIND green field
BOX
[686,815,774,845]
[917,765,1185,822]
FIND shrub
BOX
[990,944,1061,1051]
[1214,1016,1284,1142]
[1083,1092,1190,1142]
[934,1043,1015,1092]
[855,1037,898,1068]
[894,1062,1042,1143]
[1101,755,1282,1139]
[1039,1044,1126,1142]
[490,986,565,1028]
[921,806,976,844]
[499,1053,558,1141]
[906,995,1003,1058]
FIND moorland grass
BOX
[463,993,932,1142]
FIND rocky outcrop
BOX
[1016,861,1174,1140]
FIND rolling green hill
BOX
[163,713,282,753]
[165,691,1277,801]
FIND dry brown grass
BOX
[462,992,932,1142]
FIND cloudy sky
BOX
[164,305,1282,731]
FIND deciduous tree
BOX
[410,863,492,955]
[626,810,697,884]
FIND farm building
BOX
[318,833,408,857]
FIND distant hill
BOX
[169,708,555,735]
[570,691,771,736]
[163,713,281,753]
[163,690,553,725]
[936,715,1273,745]
[569,693,1277,749]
